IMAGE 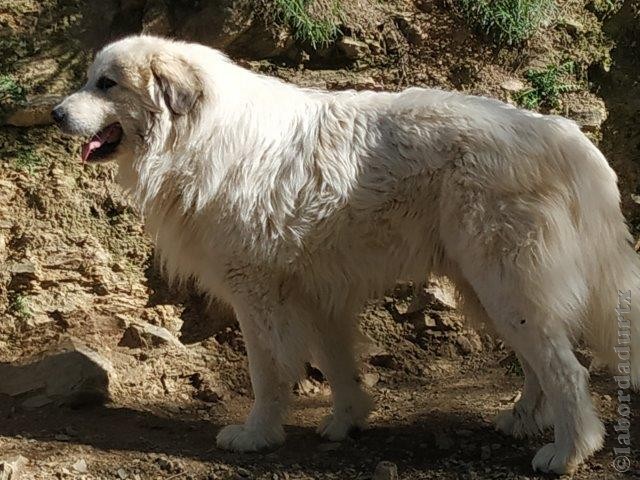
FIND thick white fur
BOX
[58,36,639,474]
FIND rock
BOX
[0,339,115,408]
[141,305,184,336]
[154,456,183,474]
[410,279,457,312]
[570,100,608,133]
[456,336,474,355]
[0,456,27,480]
[394,14,425,45]
[116,468,128,479]
[3,95,62,127]
[118,322,183,349]
[373,461,398,480]
[236,467,251,478]
[362,372,380,388]
[71,459,88,474]
[500,79,525,92]
[8,261,40,289]
[338,37,370,60]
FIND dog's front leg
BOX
[216,305,290,452]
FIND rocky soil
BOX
[1,1,639,479]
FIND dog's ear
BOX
[150,54,202,115]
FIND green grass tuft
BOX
[0,74,26,104]
[10,294,32,320]
[458,0,556,46]
[273,0,342,49]
[515,61,580,110]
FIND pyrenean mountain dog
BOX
[54,35,639,474]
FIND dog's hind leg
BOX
[458,265,604,474]
[313,315,374,441]
[494,353,553,438]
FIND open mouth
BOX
[81,123,123,163]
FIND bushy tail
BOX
[570,130,640,390]
[585,241,640,390]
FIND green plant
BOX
[500,353,524,376]
[13,146,43,173]
[0,74,26,104]
[273,0,342,49]
[10,294,32,320]
[458,0,556,46]
[514,61,580,110]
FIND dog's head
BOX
[53,36,203,164]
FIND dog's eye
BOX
[96,76,117,91]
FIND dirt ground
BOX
[1,1,639,479]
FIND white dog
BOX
[54,35,639,474]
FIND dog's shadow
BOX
[0,397,541,477]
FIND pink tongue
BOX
[80,124,121,162]
[81,138,104,162]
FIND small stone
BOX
[0,455,27,480]
[362,372,380,388]
[116,468,128,479]
[501,79,525,92]
[456,336,473,355]
[338,37,370,60]
[236,467,251,478]
[72,459,87,473]
[373,461,398,480]
[118,322,183,349]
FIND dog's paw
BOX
[494,404,552,438]
[532,443,576,475]
[317,413,365,441]
[216,424,285,452]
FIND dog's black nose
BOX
[51,106,66,125]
